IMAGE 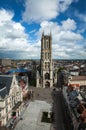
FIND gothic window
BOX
[45,81,50,88]
[46,41,49,49]
[45,53,47,59]
[45,52,49,60]
[49,42,50,48]
[47,53,48,59]
[45,73,50,79]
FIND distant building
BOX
[62,85,86,130]
[68,76,86,87]
[0,59,11,66]
[17,74,29,97]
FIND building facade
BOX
[0,75,23,126]
[0,59,12,66]
[37,33,53,88]
[68,75,86,89]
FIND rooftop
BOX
[0,75,13,99]
[71,76,86,81]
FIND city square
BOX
[0,0,86,130]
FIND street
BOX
[52,89,73,130]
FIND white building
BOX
[0,75,23,126]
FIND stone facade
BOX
[36,33,53,88]
[0,59,11,66]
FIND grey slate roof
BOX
[0,75,13,99]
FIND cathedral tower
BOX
[40,32,53,88]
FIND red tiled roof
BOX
[81,109,86,119]
[69,84,80,87]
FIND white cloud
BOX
[0,9,13,24]
[22,0,74,23]
[37,20,85,59]
[58,31,83,42]
[0,10,27,50]
[0,9,40,59]
[0,9,85,59]
[38,19,82,41]
[61,18,77,31]
[23,0,58,23]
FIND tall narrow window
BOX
[45,53,47,59]
[46,40,49,49]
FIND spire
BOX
[42,31,44,37]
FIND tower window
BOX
[45,73,50,79]
[45,53,47,59]
[46,41,49,49]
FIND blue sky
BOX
[0,0,86,59]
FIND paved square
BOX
[14,100,52,130]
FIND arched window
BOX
[45,73,50,79]
[45,53,47,59]
[45,81,50,88]
[46,41,49,49]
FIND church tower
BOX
[40,32,53,88]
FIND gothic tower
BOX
[40,32,53,88]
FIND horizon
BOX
[0,0,86,59]
[0,58,86,61]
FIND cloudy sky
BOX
[0,0,86,59]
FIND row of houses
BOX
[62,73,86,129]
[0,73,29,127]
